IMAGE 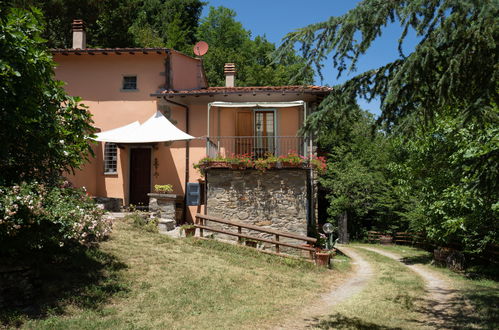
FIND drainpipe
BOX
[162,97,190,224]
[207,103,212,155]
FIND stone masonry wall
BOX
[206,169,309,249]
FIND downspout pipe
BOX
[162,97,190,224]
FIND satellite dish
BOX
[193,41,209,56]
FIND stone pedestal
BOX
[148,193,184,231]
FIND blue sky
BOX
[202,0,420,116]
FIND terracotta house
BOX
[53,20,331,237]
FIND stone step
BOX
[158,219,176,232]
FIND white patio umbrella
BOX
[94,111,194,143]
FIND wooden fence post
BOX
[275,234,280,254]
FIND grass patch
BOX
[358,243,499,329]
[314,248,427,329]
[6,218,350,329]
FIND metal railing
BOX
[206,136,307,158]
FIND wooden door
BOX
[254,111,275,157]
[129,148,151,207]
[236,111,253,155]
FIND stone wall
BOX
[206,169,310,249]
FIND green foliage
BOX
[0,181,112,255]
[277,0,498,128]
[0,8,95,186]
[127,0,204,52]
[154,184,173,194]
[126,211,159,233]
[318,108,409,238]
[0,9,109,255]
[11,0,204,50]
[279,0,498,256]
[197,6,314,86]
[391,108,499,254]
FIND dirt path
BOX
[359,246,473,329]
[272,245,374,329]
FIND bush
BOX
[126,211,159,233]
[0,181,112,255]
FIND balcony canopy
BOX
[209,101,305,108]
[94,111,194,143]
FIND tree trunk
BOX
[338,211,349,244]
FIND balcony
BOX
[206,136,308,158]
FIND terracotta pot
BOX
[315,251,331,267]
[229,163,246,170]
[280,161,300,168]
[301,244,314,259]
[208,161,228,168]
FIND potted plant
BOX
[278,152,306,168]
[193,156,212,176]
[208,155,229,168]
[227,153,253,170]
[254,158,270,171]
[314,248,331,267]
[180,224,196,237]
[154,184,173,194]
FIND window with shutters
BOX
[104,142,117,174]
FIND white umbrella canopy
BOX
[94,111,194,143]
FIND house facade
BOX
[52,21,331,236]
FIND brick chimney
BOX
[224,63,236,87]
[72,19,86,49]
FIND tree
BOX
[0,7,110,253]
[0,7,94,186]
[128,0,204,52]
[277,0,498,128]
[197,6,313,86]
[11,0,204,50]
[317,107,408,241]
[390,108,499,254]
[279,0,498,254]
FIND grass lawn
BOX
[355,243,499,329]
[313,248,428,329]
[2,218,350,329]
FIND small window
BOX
[122,76,137,90]
[104,143,117,174]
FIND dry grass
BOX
[359,243,499,329]
[313,247,428,329]
[11,218,350,329]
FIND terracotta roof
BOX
[50,48,170,55]
[153,85,333,96]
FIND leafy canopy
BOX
[197,6,314,86]
[277,0,498,128]
[10,0,205,52]
[0,7,94,185]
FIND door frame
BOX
[127,145,154,206]
[253,108,278,155]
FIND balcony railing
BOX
[206,136,307,158]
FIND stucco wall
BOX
[205,169,309,244]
